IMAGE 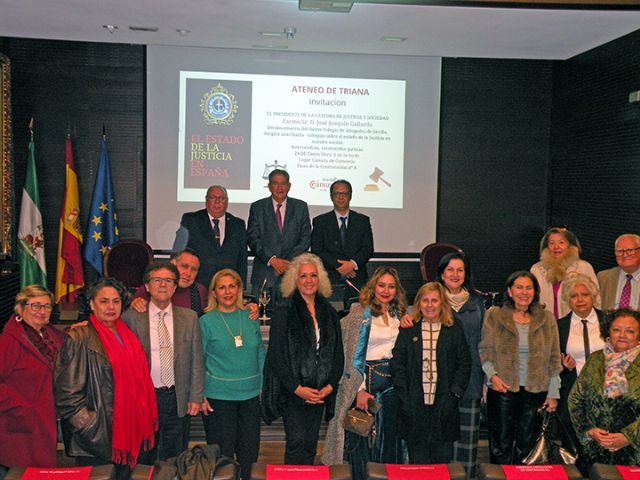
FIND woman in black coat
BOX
[391,282,471,464]
[263,253,344,465]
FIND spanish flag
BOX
[55,134,84,304]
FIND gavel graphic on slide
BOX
[369,167,392,187]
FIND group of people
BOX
[1,168,640,480]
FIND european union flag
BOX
[83,137,119,275]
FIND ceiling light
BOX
[252,44,289,50]
[284,27,297,40]
[129,26,159,32]
[381,36,407,42]
[299,0,353,12]
[176,29,191,37]
[102,24,118,34]
[259,32,283,38]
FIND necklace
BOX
[217,310,243,348]
[513,310,530,325]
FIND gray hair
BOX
[561,272,600,305]
[280,253,332,299]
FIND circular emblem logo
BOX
[200,83,238,125]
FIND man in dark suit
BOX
[173,185,248,287]
[122,261,204,461]
[247,169,311,297]
[311,179,374,301]
[597,233,640,310]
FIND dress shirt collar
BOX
[570,308,598,325]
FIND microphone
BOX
[344,278,360,294]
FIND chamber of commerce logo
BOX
[200,84,238,125]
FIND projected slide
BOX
[178,71,406,208]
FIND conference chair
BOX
[419,242,464,282]
[590,463,640,480]
[478,463,582,480]
[103,238,153,289]
[250,463,351,480]
[367,462,467,480]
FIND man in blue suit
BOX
[247,169,311,298]
[173,185,248,288]
[311,179,374,302]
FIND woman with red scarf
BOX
[0,285,65,475]
[55,278,158,479]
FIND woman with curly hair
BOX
[530,227,599,319]
[262,253,344,465]
[322,267,407,480]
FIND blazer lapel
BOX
[172,307,185,370]
[137,311,152,370]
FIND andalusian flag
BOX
[55,135,85,303]
[84,135,119,275]
[18,128,47,288]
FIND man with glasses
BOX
[173,185,248,287]
[598,233,640,309]
[311,179,374,302]
[131,249,208,317]
[123,261,204,461]
[247,169,311,298]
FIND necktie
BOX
[158,311,175,387]
[581,319,590,358]
[212,218,221,247]
[339,216,347,249]
[619,274,633,308]
[276,203,283,233]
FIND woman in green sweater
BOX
[200,268,265,480]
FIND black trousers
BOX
[203,396,261,480]
[138,387,189,463]
[407,403,454,464]
[282,397,324,465]
[486,387,546,464]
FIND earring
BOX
[15,313,22,322]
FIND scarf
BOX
[20,321,59,368]
[90,314,158,467]
[446,288,470,313]
[539,245,580,284]
[603,341,640,398]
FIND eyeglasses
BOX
[149,277,177,286]
[25,303,53,312]
[614,247,640,257]
[331,191,351,197]
[206,195,227,202]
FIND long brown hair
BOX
[359,267,407,317]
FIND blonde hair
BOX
[561,272,600,305]
[280,253,332,299]
[15,284,53,315]
[204,269,246,313]
[359,267,407,318]
[412,282,454,327]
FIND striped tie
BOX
[158,311,175,387]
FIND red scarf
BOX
[90,314,158,467]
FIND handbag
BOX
[523,410,578,465]
[343,408,375,437]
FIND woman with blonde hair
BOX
[199,268,264,480]
[0,285,65,473]
[322,267,407,480]
[391,282,471,464]
[263,253,343,464]
[530,227,599,319]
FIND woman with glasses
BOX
[322,267,407,480]
[0,285,65,473]
[199,269,265,480]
